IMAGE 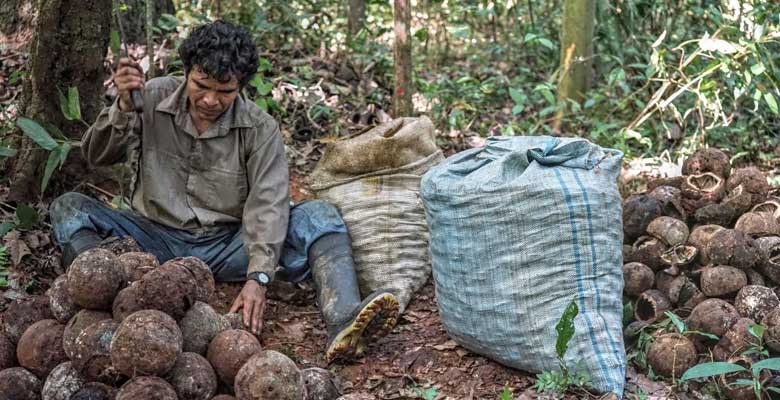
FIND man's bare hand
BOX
[229,280,268,335]
[114,58,145,112]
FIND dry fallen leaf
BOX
[5,231,31,267]
[433,340,459,351]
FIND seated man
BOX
[48,20,398,362]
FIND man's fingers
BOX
[243,298,253,330]
[229,296,243,314]
[251,300,263,334]
[117,58,143,73]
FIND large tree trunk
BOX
[557,0,596,105]
[7,0,112,202]
[118,0,174,44]
[348,0,366,37]
[392,0,412,117]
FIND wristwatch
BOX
[248,272,270,286]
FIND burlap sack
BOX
[311,117,443,312]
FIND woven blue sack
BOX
[421,136,626,397]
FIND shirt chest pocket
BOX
[190,166,249,219]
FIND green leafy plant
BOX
[681,358,780,399]
[498,386,513,400]
[14,86,85,193]
[414,386,437,400]
[742,324,770,358]
[533,298,592,396]
[665,311,719,340]
[247,58,278,113]
[0,245,8,287]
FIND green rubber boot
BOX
[309,233,399,363]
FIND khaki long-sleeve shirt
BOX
[82,76,290,280]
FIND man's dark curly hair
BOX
[178,20,258,88]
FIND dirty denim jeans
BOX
[49,192,348,283]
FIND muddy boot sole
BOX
[361,291,399,342]
[325,291,399,363]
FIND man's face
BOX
[186,66,240,124]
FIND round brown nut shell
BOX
[117,376,178,400]
[631,236,668,271]
[0,332,16,369]
[234,350,305,400]
[112,283,144,322]
[713,317,756,362]
[694,203,737,227]
[667,276,704,309]
[727,167,769,197]
[72,319,120,382]
[136,262,198,320]
[223,313,245,330]
[687,224,724,263]
[67,248,126,310]
[41,361,85,400]
[660,245,697,266]
[167,256,215,303]
[687,299,740,347]
[700,265,748,297]
[180,301,230,355]
[16,319,68,379]
[735,211,780,238]
[623,195,662,244]
[0,367,42,400]
[647,333,697,378]
[98,235,142,254]
[70,382,117,400]
[647,185,686,221]
[654,270,677,298]
[302,367,341,400]
[1,295,54,344]
[110,309,182,377]
[705,229,761,270]
[208,329,262,386]
[48,275,79,324]
[734,285,779,322]
[763,308,780,353]
[756,236,780,284]
[634,290,671,323]
[167,352,217,400]
[682,148,731,178]
[622,263,655,297]
[63,310,112,360]
[681,173,726,212]
[745,268,766,286]
[118,252,159,282]
[647,216,689,247]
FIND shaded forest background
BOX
[0,0,778,206]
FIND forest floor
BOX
[0,32,717,400]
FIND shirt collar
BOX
[155,77,255,138]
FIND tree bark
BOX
[117,0,174,44]
[347,0,366,37]
[557,0,596,105]
[393,0,412,117]
[7,0,112,202]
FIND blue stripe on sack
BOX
[553,169,614,391]
[571,170,624,373]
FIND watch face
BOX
[257,273,270,284]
